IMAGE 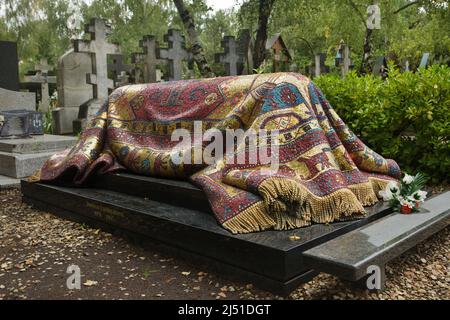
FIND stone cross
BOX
[215,36,244,76]
[157,29,190,81]
[132,35,166,83]
[24,59,56,112]
[116,71,130,87]
[108,54,132,87]
[74,18,121,101]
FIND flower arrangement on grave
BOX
[379,173,428,214]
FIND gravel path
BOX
[0,188,448,300]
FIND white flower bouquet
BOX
[379,172,428,214]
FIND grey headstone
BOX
[215,36,245,76]
[55,49,93,134]
[74,18,121,101]
[108,54,132,87]
[23,59,56,112]
[157,29,190,81]
[372,56,388,77]
[132,35,166,83]
[0,87,36,112]
[73,18,121,131]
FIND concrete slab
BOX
[0,174,20,189]
[0,150,57,178]
[0,134,77,154]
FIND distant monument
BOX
[157,29,191,81]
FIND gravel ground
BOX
[0,188,448,300]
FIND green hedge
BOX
[314,65,450,184]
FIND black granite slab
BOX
[21,176,393,293]
[302,191,450,282]
[90,173,211,213]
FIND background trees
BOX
[0,0,448,77]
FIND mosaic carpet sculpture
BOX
[32,73,401,233]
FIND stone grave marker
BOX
[372,56,388,78]
[54,49,93,134]
[108,54,132,87]
[157,29,190,81]
[215,36,245,76]
[237,29,253,75]
[0,43,76,188]
[132,35,166,83]
[23,59,57,112]
[73,18,121,131]
[0,41,20,91]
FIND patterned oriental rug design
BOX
[31,73,401,234]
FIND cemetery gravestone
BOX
[54,49,93,134]
[132,35,166,83]
[108,54,132,87]
[215,36,245,76]
[0,44,77,188]
[73,18,121,131]
[157,29,190,81]
[0,41,20,91]
[0,41,37,137]
[372,56,388,78]
[23,59,57,112]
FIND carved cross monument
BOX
[132,35,166,83]
[157,29,190,81]
[108,54,132,87]
[215,36,244,76]
[24,59,56,112]
[74,18,121,101]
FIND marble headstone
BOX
[54,49,93,134]
[157,29,190,81]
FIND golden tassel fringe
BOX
[222,201,276,234]
[348,181,379,206]
[27,169,42,183]
[258,177,369,227]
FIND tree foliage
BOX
[0,0,448,77]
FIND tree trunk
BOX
[253,0,276,70]
[359,27,373,74]
[173,0,214,77]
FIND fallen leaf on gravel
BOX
[181,271,191,276]
[83,280,98,286]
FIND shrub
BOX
[314,65,450,184]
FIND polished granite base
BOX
[21,173,393,294]
[303,192,450,284]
